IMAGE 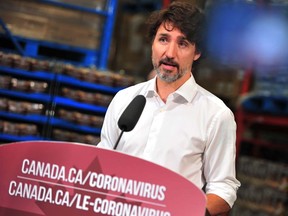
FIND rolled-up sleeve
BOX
[203,109,241,207]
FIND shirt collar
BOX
[144,75,198,102]
[174,75,198,103]
[145,77,158,98]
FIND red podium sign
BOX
[0,141,206,216]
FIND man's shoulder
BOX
[195,84,231,111]
[116,79,152,98]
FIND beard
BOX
[152,57,190,83]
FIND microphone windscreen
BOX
[118,95,146,132]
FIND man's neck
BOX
[156,75,190,103]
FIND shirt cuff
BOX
[205,181,239,207]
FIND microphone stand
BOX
[113,130,124,150]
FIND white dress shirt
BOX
[97,75,240,207]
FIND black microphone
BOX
[114,95,146,150]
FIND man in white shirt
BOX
[97,2,240,215]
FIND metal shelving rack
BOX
[0,0,121,144]
[0,65,122,144]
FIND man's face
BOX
[152,22,201,83]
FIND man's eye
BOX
[159,37,167,43]
[179,41,188,48]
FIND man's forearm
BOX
[206,194,230,215]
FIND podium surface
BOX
[0,141,206,216]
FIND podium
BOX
[0,141,206,216]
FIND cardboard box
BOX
[56,0,107,10]
[0,10,48,40]
[0,0,104,49]
[194,64,244,108]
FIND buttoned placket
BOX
[142,92,178,159]
[143,93,166,157]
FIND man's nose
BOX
[165,43,177,58]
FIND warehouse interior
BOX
[0,0,287,215]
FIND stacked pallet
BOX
[0,0,104,49]
[231,156,287,216]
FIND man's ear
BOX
[193,52,201,61]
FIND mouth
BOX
[159,59,179,71]
[161,64,176,71]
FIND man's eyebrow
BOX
[178,36,189,41]
[156,33,191,43]
[157,33,169,37]
[179,36,195,45]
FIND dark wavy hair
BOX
[146,2,206,55]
